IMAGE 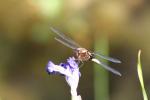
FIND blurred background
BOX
[0,0,150,100]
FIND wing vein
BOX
[55,37,76,49]
[50,27,81,48]
[92,58,121,76]
[93,52,121,63]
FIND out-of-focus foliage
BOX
[0,0,150,100]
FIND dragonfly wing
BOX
[93,52,121,63]
[92,58,121,76]
[55,37,76,49]
[50,27,81,48]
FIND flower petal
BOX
[46,61,73,76]
[46,57,81,96]
[67,57,79,69]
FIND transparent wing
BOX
[55,37,76,49]
[93,52,121,63]
[50,27,81,49]
[92,58,121,76]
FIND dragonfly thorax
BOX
[75,48,93,61]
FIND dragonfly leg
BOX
[79,61,84,68]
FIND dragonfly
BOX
[50,27,122,76]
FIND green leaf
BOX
[137,50,148,100]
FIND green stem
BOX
[94,35,109,100]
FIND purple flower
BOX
[46,57,81,96]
